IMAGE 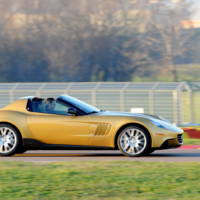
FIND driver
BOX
[45,98,56,114]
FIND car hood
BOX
[95,111,183,133]
[96,111,166,121]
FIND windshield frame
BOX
[57,95,100,115]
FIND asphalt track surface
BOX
[1,147,200,162]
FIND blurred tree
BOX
[144,0,194,81]
[0,0,197,82]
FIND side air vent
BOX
[177,134,183,144]
[95,123,112,136]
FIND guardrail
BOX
[0,82,199,124]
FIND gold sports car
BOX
[0,95,183,157]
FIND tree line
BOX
[0,0,198,82]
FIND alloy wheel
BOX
[118,126,150,156]
[0,127,18,154]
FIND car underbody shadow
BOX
[12,149,200,158]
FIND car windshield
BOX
[58,95,100,114]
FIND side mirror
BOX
[68,107,78,115]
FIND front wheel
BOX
[117,126,151,157]
[0,124,21,156]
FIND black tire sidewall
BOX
[0,124,20,156]
[117,125,151,157]
[148,149,155,154]
[16,147,27,154]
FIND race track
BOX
[1,147,200,162]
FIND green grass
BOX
[184,137,200,145]
[1,161,200,200]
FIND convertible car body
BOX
[0,95,183,157]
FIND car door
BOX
[26,100,94,146]
[27,113,94,145]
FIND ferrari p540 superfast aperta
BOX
[0,95,183,157]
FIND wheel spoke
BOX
[124,135,129,141]
[2,145,6,152]
[137,135,144,140]
[0,128,6,136]
[137,144,143,151]
[134,130,138,137]
[126,145,131,152]
[136,131,141,138]
[125,132,130,138]
[4,143,9,150]
[129,129,134,137]
[3,128,8,136]
[0,145,3,152]
[9,138,15,145]
[138,141,144,146]
[134,147,138,153]
[0,128,4,136]
[127,146,133,153]
[133,130,137,136]
[139,138,144,143]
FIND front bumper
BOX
[157,134,183,150]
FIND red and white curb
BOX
[180,145,200,149]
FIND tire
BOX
[0,124,21,156]
[117,125,151,157]
[148,149,155,154]
[16,147,27,154]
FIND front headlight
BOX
[150,119,182,132]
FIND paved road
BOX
[1,148,200,162]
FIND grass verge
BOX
[184,137,200,145]
[0,161,200,200]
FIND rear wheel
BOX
[117,126,151,157]
[0,124,21,156]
